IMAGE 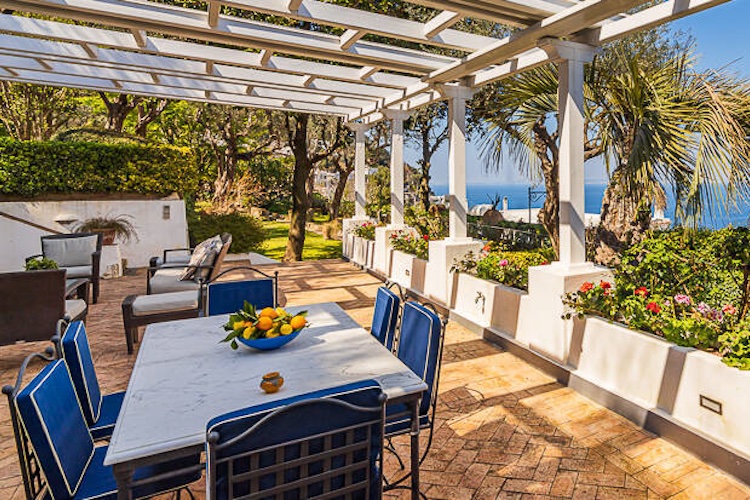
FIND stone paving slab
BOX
[1,259,748,499]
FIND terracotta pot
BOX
[260,372,284,394]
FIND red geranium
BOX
[646,301,661,314]
[423,234,429,241]
[634,286,649,297]
[600,281,612,290]
[579,282,594,293]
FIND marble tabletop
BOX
[104,302,427,466]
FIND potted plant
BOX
[76,214,138,245]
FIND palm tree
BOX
[589,45,750,264]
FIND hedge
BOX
[0,138,199,197]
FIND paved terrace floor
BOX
[1,259,749,500]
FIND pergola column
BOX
[442,84,475,241]
[382,109,410,227]
[542,39,597,266]
[348,122,369,220]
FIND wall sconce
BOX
[54,213,79,226]
[162,205,171,220]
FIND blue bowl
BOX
[237,329,302,351]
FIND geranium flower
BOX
[499,259,509,267]
[541,261,549,265]
[423,234,429,241]
[646,301,661,314]
[696,302,711,315]
[674,294,691,305]
[634,286,649,297]
[579,282,594,293]
[600,281,612,290]
[482,244,491,253]
[722,304,737,315]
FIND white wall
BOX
[0,199,188,271]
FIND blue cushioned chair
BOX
[370,282,402,352]
[386,301,446,479]
[4,353,202,500]
[206,380,386,500]
[205,266,279,316]
[57,320,125,440]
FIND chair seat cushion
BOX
[64,265,93,279]
[76,446,202,500]
[132,291,200,316]
[149,268,201,294]
[66,299,87,321]
[90,392,125,440]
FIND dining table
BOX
[105,301,428,499]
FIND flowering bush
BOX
[452,242,552,290]
[352,221,377,240]
[563,281,748,369]
[390,230,429,260]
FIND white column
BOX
[351,123,368,219]
[442,85,474,241]
[382,109,410,227]
[542,40,597,266]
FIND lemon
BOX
[259,307,278,319]
[233,321,245,331]
[242,326,255,339]
[276,307,287,317]
[290,315,307,330]
[256,316,274,331]
[280,324,293,335]
[266,330,280,338]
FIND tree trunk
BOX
[100,93,139,133]
[418,128,432,211]
[213,118,238,203]
[593,170,652,265]
[134,98,168,137]
[284,114,312,262]
[329,165,353,220]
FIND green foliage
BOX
[25,257,58,271]
[54,128,148,144]
[244,156,293,213]
[453,243,552,290]
[390,230,429,260]
[719,326,750,370]
[0,138,198,197]
[404,206,448,240]
[187,211,266,253]
[75,214,138,244]
[365,166,390,221]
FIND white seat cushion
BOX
[63,265,93,278]
[131,291,200,316]
[65,299,87,320]
[150,268,202,294]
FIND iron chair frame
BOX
[383,300,448,492]
[206,394,387,500]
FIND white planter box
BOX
[672,350,750,457]
[451,273,497,327]
[573,316,673,408]
[351,236,369,266]
[389,250,427,290]
[365,240,375,269]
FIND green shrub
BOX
[390,230,429,260]
[188,211,266,253]
[53,128,148,144]
[25,257,58,271]
[0,138,198,197]
[475,249,550,290]
[352,221,377,240]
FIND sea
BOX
[431,183,750,229]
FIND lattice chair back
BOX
[2,349,57,500]
[206,380,386,500]
[370,283,402,351]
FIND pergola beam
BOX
[0,0,458,73]
[423,11,462,38]
[405,0,574,26]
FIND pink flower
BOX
[646,301,661,314]
[722,304,737,315]
[499,259,509,267]
[674,294,691,305]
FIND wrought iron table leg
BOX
[410,398,420,500]
[113,462,134,500]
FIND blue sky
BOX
[410,0,750,187]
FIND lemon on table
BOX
[280,324,293,335]
[256,316,274,331]
[266,330,280,338]
[290,315,307,330]
[276,307,287,317]
[259,307,278,319]
[233,321,245,331]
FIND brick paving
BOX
[1,259,749,499]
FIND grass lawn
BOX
[258,221,342,261]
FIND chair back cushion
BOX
[0,269,66,346]
[206,279,274,316]
[207,233,233,282]
[370,287,400,351]
[61,321,103,425]
[207,380,384,500]
[396,302,442,416]
[42,234,99,267]
[179,235,224,281]
[16,359,94,499]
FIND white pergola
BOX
[0,0,730,267]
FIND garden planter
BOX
[351,236,369,266]
[451,273,526,334]
[389,250,426,291]
[365,240,376,269]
